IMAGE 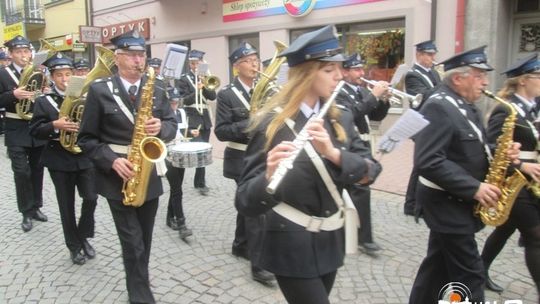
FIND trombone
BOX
[194,61,220,115]
[361,77,422,108]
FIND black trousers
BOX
[409,231,485,303]
[275,271,337,304]
[193,129,210,188]
[49,168,97,252]
[348,185,374,243]
[165,161,186,221]
[7,145,44,215]
[107,197,158,304]
[404,168,418,215]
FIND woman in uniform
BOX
[235,25,379,304]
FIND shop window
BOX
[517,0,540,12]
[228,33,259,81]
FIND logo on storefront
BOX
[283,0,316,17]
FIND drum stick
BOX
[197,124,201,132]
[184,117,189,139]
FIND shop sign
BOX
[72,42,86,52]
[223,0,386,22]
[3,22,25,42]
[101,18,150,44]
[79,26,102,43]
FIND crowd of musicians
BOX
[1,23,540,304]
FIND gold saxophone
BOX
[250,40,288,115]
[16,39,59,120]
[59,46,115,153]
[476,89,528,226]
[122,67,167,207]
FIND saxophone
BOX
[476,89,528,226]
[59,46,115,153]
[122,67,167,207]
[250,40,288,115]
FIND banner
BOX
[3,22,25,42]
[223,0,386,22]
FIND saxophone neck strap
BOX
[45,95,59,113]
[232,86,251,111]
[6,66,19,86]
[107,80,134,125]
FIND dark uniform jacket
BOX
[214,77,251,179]
[29,88,93,171]
[487,94,539,201]
[78,74,177,201]
[415,84,488,234]
[0,64,47,147]
[405,63,441,109]
[336,84,390,134]
[235,107,375,278]
[176,71,216,131]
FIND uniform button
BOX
[447,195,452,200]
[324,210,330,216]
[279,224,285,229]
[469,134,474,138]
[341,147,346,150]
[458,199,463,202]
[261,201,267,205]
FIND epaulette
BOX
[156,74,164,80]
[94,76,111,83]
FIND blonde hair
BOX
[497,75,527,100]
[249,60,347,151]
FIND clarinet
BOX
[266,81,345,194]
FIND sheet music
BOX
[276,63,289,86]
[65,76,86,97]
[390,63,409,87]
[377,109,429,153]
[33,51,49,66]
[162,44,188,79]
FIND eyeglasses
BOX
[117,51,146,58]
[238,58,260,65]
[527,75,540,80]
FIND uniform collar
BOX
[12,62,24,74]
[236,77,252,95]
[119,77,141,95]
[414,63,431,73]
[515,93,535,111]
[53,86,65,97]
[299,100,321,118]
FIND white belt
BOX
[185,104,208,109]
[520,151,539,160]
[273,203,344,233]
[5,112,23,120]
[227,142,247,151]
[419,176,444,191]
[108,144,130,154]
[359,133,370,141]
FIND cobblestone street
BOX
[0,140,537,303]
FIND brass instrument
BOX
[251,40,288,115]
[266,81,345,194]
[15,39,60,120]
[476,89,528,226]
[59,46,115,153]
[122,67,167,207]
[361,77,422,108]
[194,62,220,115]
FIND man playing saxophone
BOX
[409,46,521,303]
[78,30,176,304]
[0,35,48,232]
[29,53,97,265]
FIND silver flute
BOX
[266,80,345,194]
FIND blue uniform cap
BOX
[342,53,365,69]
[278,25,345,67]
[415,40,438,53]
[43,52,74,71]
[439,46,493,72]
[147,57,162,68]
[73,58,90,70]
[502,53,540,78]
[229,42,258,64]
[110,30,145,51]
[168,87,182,101]
[5,35,31,50]
[188,50,205,61]
[0,52,8,60]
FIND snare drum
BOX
[167,142,213,168]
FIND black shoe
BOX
[252,267,275,286]
[404,207,415,216]
[178,225,193,240]
[198,186,210,196]
[33,209,48,222]
[231,244,249,260]
[360,242,382,255]
[485,275,504,293]
[21,216,33,232]
[518,235,525,247]
[70,249,86,265]
[166,217,179,231]
[82,239,96,259]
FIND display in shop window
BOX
[520,23,540,52]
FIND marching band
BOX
[1,22,540,304]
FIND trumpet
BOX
[361,77,422,108]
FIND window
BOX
[517,0,540,12]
